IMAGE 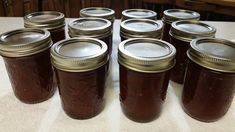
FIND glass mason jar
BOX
[169,20,216,84]
[51,38,108,119]
[182,38,235,122]
[0,28,55,103]
[162,9,200,42]
[121,9,157,21]
[80,7,115,25]
[120,19,163,41]
[24,11,66,43]
[68,18,112,56]
[118,38,176,122]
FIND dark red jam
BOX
[182,38,235,122]
[3,49,55,103]
[169,37,189,84]
[49,27,65,43]
[55,65,106,119]
[161,22,171,42]
[0,29,54,103]
[118,38,176,122]
[119,65,171,122]
[182,59,235,122]
[51,38,108,119]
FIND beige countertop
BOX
[0,17,235,132]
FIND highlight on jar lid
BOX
[170,20,216,42]
[0,28,51,57]
[118,38,176,73]
[122,9,157,21]
[188,38,235,73]
[51,38,108,72]
[24,11,65,30]
[68,18,112,38]
[162,9,200,24]
[80,7,115,22]
[120,19,163,39]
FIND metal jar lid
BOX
[188,38,235,73]
[121,9,157,21]
[0,28,52,57]
[162,9,200,24]
[51,38,108,72]
[24,11,65,30]
[170,20,216,42]
[80,7,115,23]
[118,38,176,73]
[68,18,112,39]
[120,19,163,39]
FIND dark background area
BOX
[0,0,235,21]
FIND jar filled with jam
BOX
[24,11,65,43]
[162,9,200,42]
[80,7,115,24]
[51,38,108,119]
[183,38,235,122]
[68,18,112,56]
[169,20,216,84]
[118,38,176,122]
[120,19,162,41]
[0,28,55,103]
[121,9,157,21]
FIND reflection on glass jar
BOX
[0,28,55,103]
[120,19,162,41]
[183,38,235,122]
[80,7,115,25]
[121,9,157,21]
[118,38,176,122]
[162,9,200,42]
[51,38,108,119]
[169,20,216,84]
[24,11,66,43]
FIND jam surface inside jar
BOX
[161,9,200,42]
[169,21,216,84]
[68,18,112,55]
[120,19,162,41]
[0,29,55,103]
[24,11,65,43]
[182,38,235,122]
[51,38,108,119]
[118,38,176,122]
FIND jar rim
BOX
[120,19,163,39]
[51,38,108,72]
[118,38,176,73]
[0,28,52,57]
[170,20,216,42]
[24,11,65,30]
[121,9,157,21]
[162,9,200,24]
[80,7,115,20]
[188,38,235,73]
[68,17,112,38]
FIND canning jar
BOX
[162,9,200,42]
[51,38,108,119]
[121,9,157,21]
[118,38,176,122]
[182,38,235,122]
[0,28,55,103]
[24,11,65,43]
[169,20,216,84]
[120,19,162,41]
[80,7,115,24]
[68,18,112,55]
